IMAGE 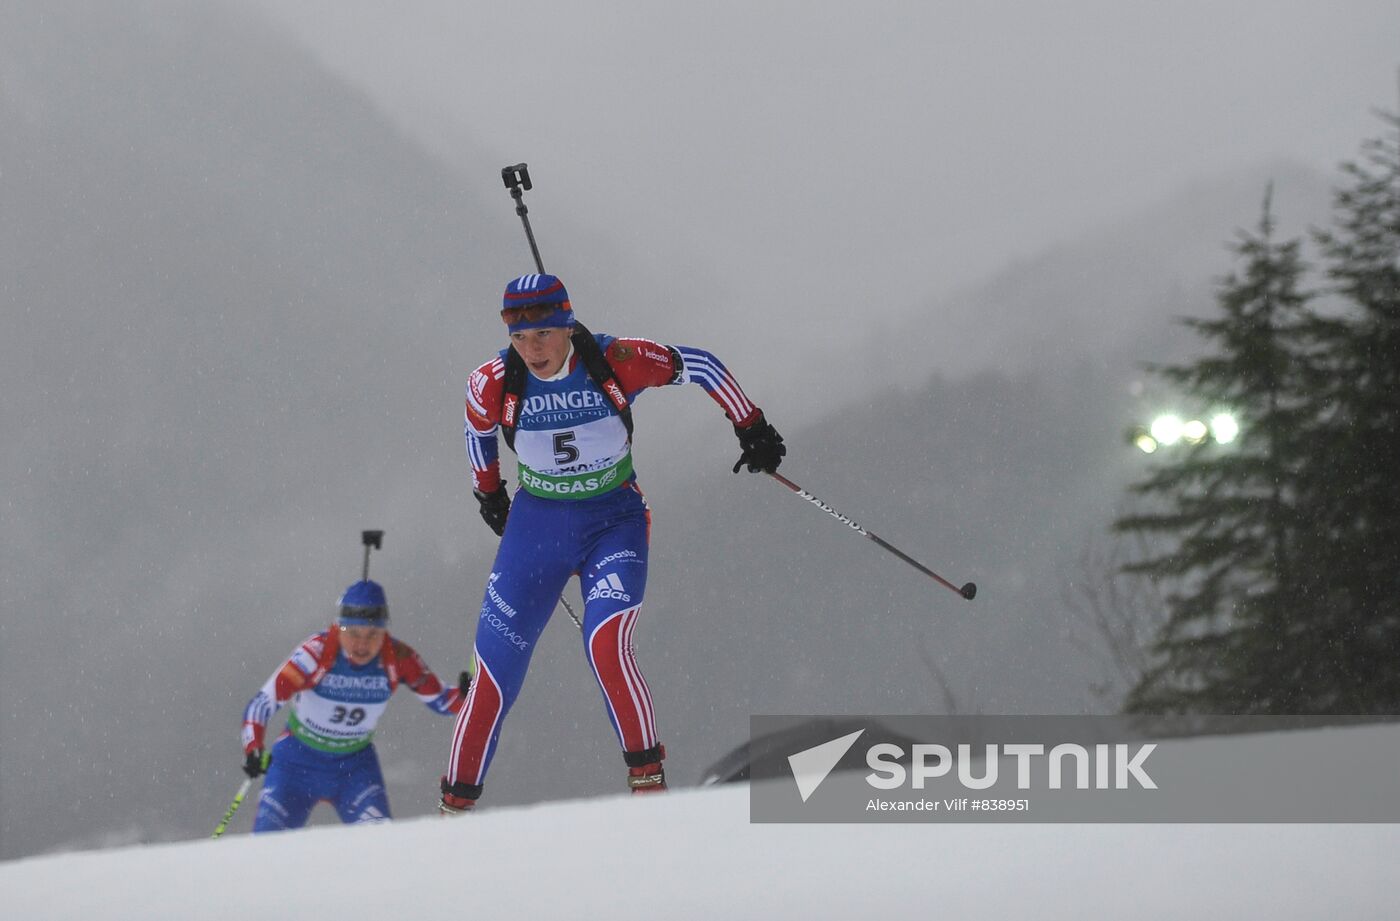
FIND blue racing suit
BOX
[243,630,463,831]
[446,334,762,794]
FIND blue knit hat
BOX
[337,580,388,627]
[501,274,575,332]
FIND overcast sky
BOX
[251,0,1400,324]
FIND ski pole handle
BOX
[212,776,255,839]
[766,472,977,600]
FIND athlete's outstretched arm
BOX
[668,345,763,427]
[240,633,326,753]
[661,342,783,472]
[605,338,762,426]
[391,640,467,715]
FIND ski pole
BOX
[560,594,582,629]
[211,777,254,839]
[766,472,977,601]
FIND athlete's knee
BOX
[252,792,297,833]
[456,651,516,729]
[583,602,645,653]
[339,778,391,825]
[347,799,391,824]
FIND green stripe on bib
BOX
[287,710,374,754]
[518,454,633,500]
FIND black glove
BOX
[458,669,473,696]
[732,412,786,474]
[243,749,271,778]
[474,485,510,536]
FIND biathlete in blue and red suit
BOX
[241,580,466,832]
[440,273,786,812]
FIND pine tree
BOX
[1300,108,1400,711]
[1117,187,1318,713]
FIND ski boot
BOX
[625,744,667,794]
[439,777,482,815]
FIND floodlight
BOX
[1210,413,1240,444]
[1150,414,1184,446]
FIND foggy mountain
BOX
[0,0,1338,858]
[866,162,1336,389]
[1,0,521,856]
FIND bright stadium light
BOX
[1210,413,1240,444]
[1150,414,1184,446]
[1131,410,1241,455]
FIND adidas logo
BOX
[586,573,631,603]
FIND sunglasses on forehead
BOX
[501,302,571,325]
[338,604,387,624]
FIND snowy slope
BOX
[5,728,1399,921]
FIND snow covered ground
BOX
[3,778,1397,920]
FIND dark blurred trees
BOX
[1302,109,1400,710]
[1116,108,1400,714]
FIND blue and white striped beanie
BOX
[501,274,576,332]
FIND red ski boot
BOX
[439,777,482,815]
[625,744,667,794]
